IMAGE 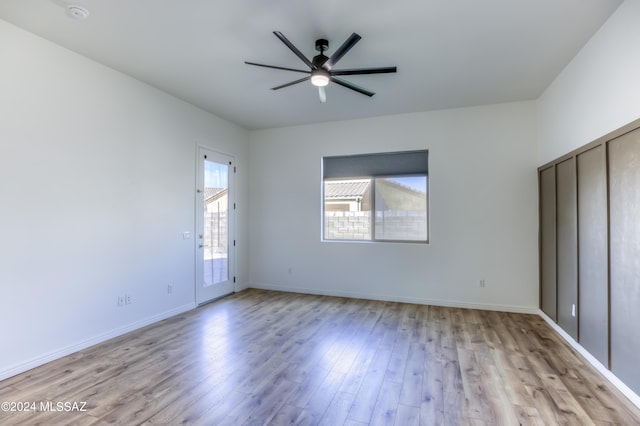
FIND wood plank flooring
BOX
[1,289,639,425]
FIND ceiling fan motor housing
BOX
[312,54,328,68]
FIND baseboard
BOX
[0,302,195,381]
[538,310,640,410]
[248,283,539,314]
[234,282,250,292]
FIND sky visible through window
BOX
[205,160,228,188]
[388,176,427,193]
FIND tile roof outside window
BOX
[324,179,370,198]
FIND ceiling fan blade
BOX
[325,33,361,70]
[331,66,397,76]
[245,61,311,74]
[330,77,375,97]
[273,31,315,69]
[318,86,326,103]
[271,76,310,90]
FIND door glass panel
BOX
[203,159,229,286]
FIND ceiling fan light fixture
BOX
[310,69,330,87]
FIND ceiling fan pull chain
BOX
[318,87,327,103]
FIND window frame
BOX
[322,150,429,244]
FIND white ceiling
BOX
[0,0,622,130]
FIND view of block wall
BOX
[325,211,371,240]
[324,211,427,241]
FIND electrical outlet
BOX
[117,295,124,307]
[125,294,132,305]
[167,284,173,294]
[479,279,486,288]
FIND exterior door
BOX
[196,147,235,304]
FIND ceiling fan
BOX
[245,31,397,103]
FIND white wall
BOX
[0,20,249,379]
[538,0,640,165]
[248,102,539,312]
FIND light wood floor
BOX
[1,289,639,425]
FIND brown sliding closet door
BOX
[556,158,578,340]
[576,145,608,366]
[539,120,640,397]
[609,127,640,394]
[539,166,557,320]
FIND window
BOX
[323,150,428,243]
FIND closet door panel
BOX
[539,166,557,320]
[556,158,578,340]
[609,128,640,394]
[577,145,608,366]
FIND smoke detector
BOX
[67,5,90,20]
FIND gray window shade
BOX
[323,150,428,179]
